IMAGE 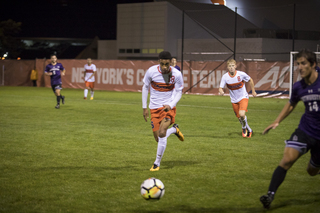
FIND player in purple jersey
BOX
[171,57,181,71]
[260,49,320,209]
[44,54,66,109]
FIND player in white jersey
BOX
[83,58,96,100]
[219,59,257,138]
[142,51,185,171]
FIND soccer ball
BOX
[140,177,165,200]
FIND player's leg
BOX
[307,143,320,176]
[84,82,89,99]
[162,107,184,141]
[233,103,247,137]
[153,123,182,141]
[151,118,171,171]
[260,129,306,209]
[239,99,251,137]
[90,88,94,100]
[171,124,184,141]
[153,131,159,142]
[90,83,94,100]
[307,162,320,176]
[232,102,241,125]
[55,88,61,109]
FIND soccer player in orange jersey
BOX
[83,58,96,100]
[219,59,257,137]
[142,51,184,171]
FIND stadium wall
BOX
[0,59,298,97]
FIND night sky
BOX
[1,0,153,40]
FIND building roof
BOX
[168,1,258,38]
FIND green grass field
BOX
[0,86,319,213]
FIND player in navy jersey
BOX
[44,54,66,109]
[171,57,181,71]
[260,49,320,209]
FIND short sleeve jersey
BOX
[220,70,251,103]
[290,74,320,140]
[45,63,65,85]
[143,65,184,109]
[84,64,96,82]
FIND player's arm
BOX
[88,71,95,80]
[61,69,66,76]
[262,101,297,134]
[219,75,226,96]
[163,89,182,112]
[248,78,257,97]
[83,69,87,80]
[44,66,52,76]
[142,83,149,122]
[164,73,184,111]
[218,87,224,96]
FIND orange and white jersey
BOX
[220,70,251,103]
[143,65,183,109]
[84,64,96,82]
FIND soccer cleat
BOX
[247,129,252,138]
[260,193,274,209]
[173,123,184,141]
[55,104,60,109]
[61,96,65,104]
[150,164,160,171]
[84,97,87,100]
[242,128,247,138]
[90,97,94,100]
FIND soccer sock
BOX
[241,116,246,129]
[91,91,94,97]
[245,116,252,132]
[154,137,167,167]
[84,89,88,98]
[166,127,176,138]
[238,117,244,126]
[268,166,287,195]
[57,96,61,104]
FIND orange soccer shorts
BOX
[85,81,94,89]
[232,98,248,118]
[150,107,176,132]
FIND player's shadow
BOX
[30,166,135,172]
[163,160,199,170]
[186,134,227,139]
[135,205,266,213]
[268,193,320,211]
[135,195,320,213]
[227,131,264,138]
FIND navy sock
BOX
[57,96,61,104]
[268,166,287,195]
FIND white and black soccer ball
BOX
[140,177,165,200]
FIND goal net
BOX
[289,51,320,98]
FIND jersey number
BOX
[52,71,56,75]
[308,101,319,112]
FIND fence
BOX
[0,59,299,98]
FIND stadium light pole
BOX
[292,4,296,51]
[2,65,4,86]
[233,7,237,60]
[181,10,184,74]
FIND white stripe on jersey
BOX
[143,65,184,109]
[220,70,251,103]
[84,64,97,82]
